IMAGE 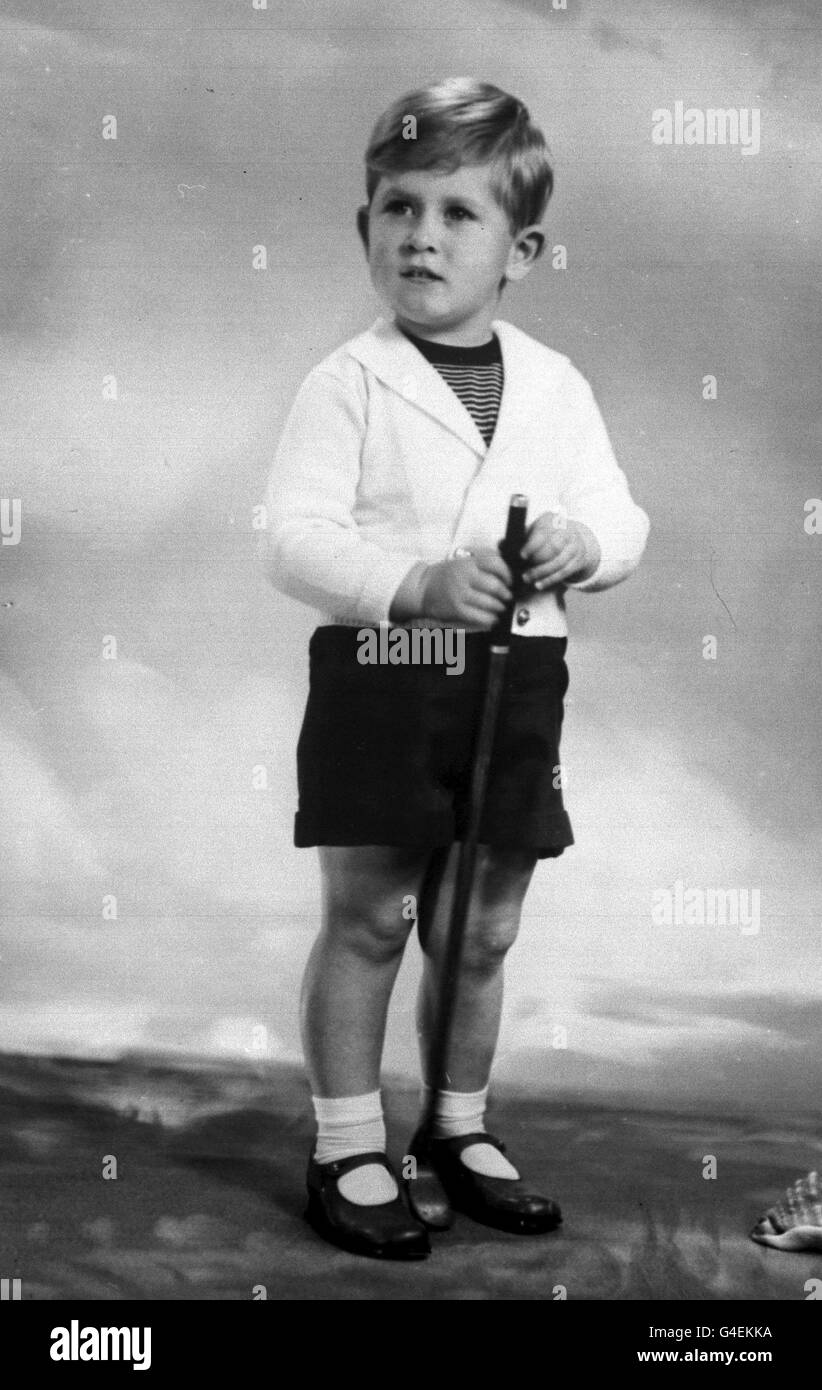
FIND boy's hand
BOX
[520,512,601,588]
[419,549,513,628]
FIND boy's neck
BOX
[393,314,496,348]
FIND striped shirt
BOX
[400,328,504,446]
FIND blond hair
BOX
[365,78,553,233]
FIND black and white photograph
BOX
[1,0,820,1346]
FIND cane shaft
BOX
[421,495,529,1135]
[421,654,506,1128]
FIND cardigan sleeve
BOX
[558,365,650,592]
[258,365,423,623]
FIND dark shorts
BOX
[294,626,574,859]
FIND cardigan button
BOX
[515,607,530,626]
[401,373,418,401]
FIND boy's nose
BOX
[404,216,438,251]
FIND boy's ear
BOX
[356,205,370,254]
[505,225,546,283]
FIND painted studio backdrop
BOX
[2,0,820,1129]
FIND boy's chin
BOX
[392,307,442,329]
[389,303,473,332]
[385,291,499,337]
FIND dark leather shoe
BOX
[423,1132,562,1235]
[305,1150,431,1260]
[404,1128,455,1231]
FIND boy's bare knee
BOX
[457,849,533,968]
[331,903,413,964]
[460,912,520,972]
[319,845,427,963]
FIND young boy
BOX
[260,78,650,1260]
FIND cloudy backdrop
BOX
[2,0,820,1117]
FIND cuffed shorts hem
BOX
[294,810,574,860]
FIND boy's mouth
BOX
[400,267,443,281]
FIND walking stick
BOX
[408,494,529,1224]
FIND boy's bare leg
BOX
[415,842,537,1177]
[302,841,534,1095]
[416,842,537,1089]
[300,844,431,1204]
[301,845,429,1096]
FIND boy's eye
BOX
[381,199,475,220]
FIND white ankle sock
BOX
[422,1084,520,1179]
[312,1091,398,1205]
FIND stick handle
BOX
[490,493,529,649]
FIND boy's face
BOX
[358,164,544,345]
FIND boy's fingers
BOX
[530,556,582,588]
[519,532,546,560]
[473,550,513,585]
[471,572,511,603]
[521,530,564,562]
[453,599,496,628]
[521,514,568,557]
[524,542,579,583]
[465,588,506,615]
[462,608,496,630]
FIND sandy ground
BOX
[1,1051,821,1301]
